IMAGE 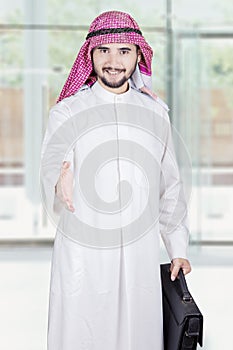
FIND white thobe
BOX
[40,80,189,350]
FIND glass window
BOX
[173,33,233,242]
[0,0,232,244]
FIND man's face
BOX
[92,43,141,93]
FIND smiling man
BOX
[41,10,191,350]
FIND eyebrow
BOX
[96,46,132,51]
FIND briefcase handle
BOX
[176,266,193,303]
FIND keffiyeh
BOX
[57,11,157,103]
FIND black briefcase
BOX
[160,263,203,350]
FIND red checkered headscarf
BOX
[57,11,157,103]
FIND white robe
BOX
[40,80,189,350]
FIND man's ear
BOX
[137,47,142,63]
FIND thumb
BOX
[62,161,70,169]
[170,264,181,281]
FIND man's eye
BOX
[100,49,108,53]
[120,50,130,55]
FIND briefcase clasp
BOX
[183,292,193,303]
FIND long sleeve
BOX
[159,111,190,261]
[40,102,74,217]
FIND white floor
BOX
[0,244,232,350]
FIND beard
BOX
[100,74,129,89]
[93,59,138,89]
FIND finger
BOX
[65,200,75,212]
[182,264,192,275]
[63,195,73,205]
[65,202,75,213]
[60,180,73,198]
[171,264,181,281]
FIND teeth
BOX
[105,70,121,75]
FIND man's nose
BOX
[107,53,121,67]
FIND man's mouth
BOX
[103,68,125,75]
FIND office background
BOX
[0,0,232,349]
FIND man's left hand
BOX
[170,258,192,281]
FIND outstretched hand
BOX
[55,161,75,212]
[170,258,192,281]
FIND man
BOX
[41,10,191,350]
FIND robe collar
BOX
[91,79,133,103]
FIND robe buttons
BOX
[115,96,122,102]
